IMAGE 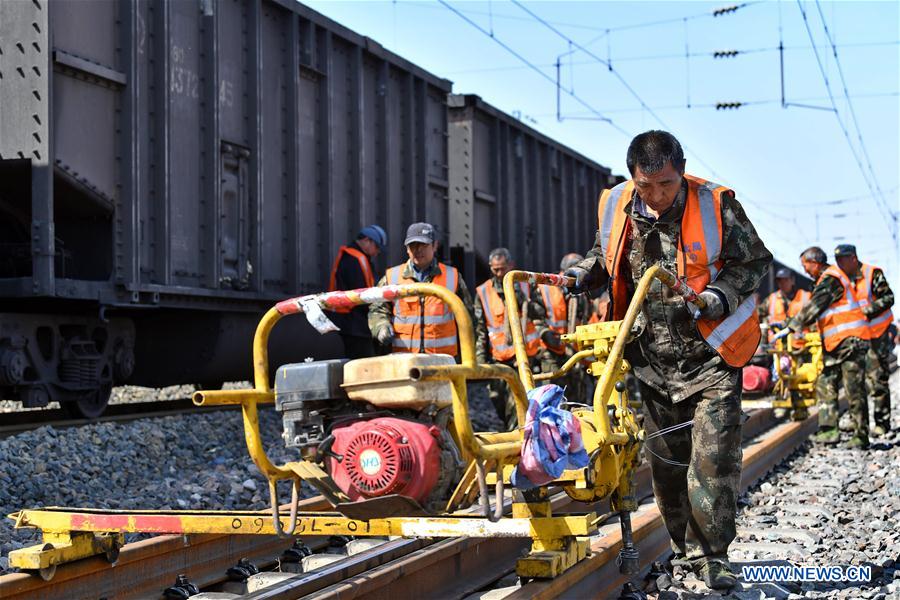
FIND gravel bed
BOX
[0,405,295,574]
[642,369,900,599]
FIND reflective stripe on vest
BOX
[476,279,540,362]
[596,174,760,367]
[328,246,375,313]
[539,285,568,331]
[766,289,811,346]
[860,263,894,339]
[816,265,870,352]
[387,262,459,356]
[539,284,568,354]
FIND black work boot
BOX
[695,557,738,591]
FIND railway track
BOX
[0,405,814,599]
[0,400,237,438]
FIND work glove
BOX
[697,290,725,320]
[375,325,394,346]
[564,267,589,295]
[541,330,562,348]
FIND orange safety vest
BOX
[328,246,375,313]
[766,289,811,346]
[539,284,568,355]
[596,174,761,368]
[859,263,894,339]
[816,265,870,352]
[386,263,459,356]
[476,279,540,362]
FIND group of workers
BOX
[329,220,600,431]
[762,245,895,446]
[325,130,895,592]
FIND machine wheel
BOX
[64,384,112,419]
[37,564,57,581]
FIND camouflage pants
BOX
[816,345,868,437]
[489,358,524,431]
[866,331,893,429]
[640,371,743,561]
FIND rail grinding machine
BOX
[9,265,704,581]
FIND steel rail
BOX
[506,408,824,599]
[0,407,784,599]
[0,399,237,438]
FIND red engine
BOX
[742,365,772,394]
[327,417,443,504]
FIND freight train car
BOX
[0,0,455,416]
[0,0,618,417]
[447,94,616,288]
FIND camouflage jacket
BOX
[575,180,772,402]
[368,259,476,350]
[473,276,547,364]
[863,267,894,319]
[787,268,883,365]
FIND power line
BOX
[795,0,898,245]
[812,0,897,239]
[436,0,629,136]
[509,0,732,186]
[522,92,898,115]
[441,40,900,74]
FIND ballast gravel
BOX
[0,382,503,575]
[643,369,900,599]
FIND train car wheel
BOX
[65,384,112,419]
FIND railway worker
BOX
[536,253,594,403]
[762,268,812,420]
[804,245,893,437]
[475,247,545,431]
[762,268,811,342]
[328,224,387,359]
[368,222,476,358]
[564,130,772,591]
[785,245,871,447]
[853,251,894,436]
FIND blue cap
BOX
[358,225,387,250]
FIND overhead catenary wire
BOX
[508,0,731,187]
[437,0,628,136]
[441,40,900,74]
[811,0,898,245]
[795,0,898,246]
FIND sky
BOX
[305,0,900,291]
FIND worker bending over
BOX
[566,130,772,591]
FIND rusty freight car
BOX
[0,0,453,416]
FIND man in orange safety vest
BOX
[565,130,772,590]
[328,224,386,358]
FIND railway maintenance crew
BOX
[328,224,387,359]
[810,246,893,436]
[368,222,476,358]
[475,247,544,431]
[785,245,871,447]
[762,268,812,421]
[565,130,772,591]
[536,253,594,402]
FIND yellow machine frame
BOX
[769,331,824,411]
[9,265,693,581]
